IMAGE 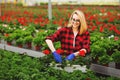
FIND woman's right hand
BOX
[52,51,62,63]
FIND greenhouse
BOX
[0,0,120,80]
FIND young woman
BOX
[45,10,90,63]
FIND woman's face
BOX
[72,14,80,29]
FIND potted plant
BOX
[25,24,36,36]
[24,36,33,49]
[16,38,24,48]
[4,34,14,45]
[91,43,106,64]
[3,26,13,35]
[98,54,112,66]
[33,36,42,51]
[111,49,120,69]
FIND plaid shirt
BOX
[46,27,90,55]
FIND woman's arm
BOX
[45,39,56,52]
[45,39,62,63]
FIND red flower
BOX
[7,16,12,22]
[42,49,50,55]
[109,25,116,31]
[56,48,64,55]
[91,26,97,31]
[99,26,104,32]
[100,9,105,13]
[114,36,119,41]
[1,15,6,21]
[107,11,111,16]
[89,15,95,20]
[108,17,114,22]
[34,18,39,24]
[17,17,27,25]
[4,33,9,37]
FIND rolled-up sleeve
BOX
[46,28,62,42]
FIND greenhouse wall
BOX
[0,0,120,6]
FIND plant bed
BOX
[0,49,120,80]
[1,42,120,78]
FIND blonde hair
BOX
[67,10,88,35]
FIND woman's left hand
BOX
[66,53,75,60]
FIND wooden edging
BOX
[90,63,120,78]
[0,43,45,58]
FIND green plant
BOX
[3,26,13,34]
[33,36,42,46]
[4,34,14,42]
[10,33,21,40]
[90,31,104,44]
[16,2,23,6]
[16,38,24,45]
[0,24,4,33]
[24,36,33,44]
[111,49,120,63]
[25,24,36,35]
[46,22,58,30]
[91,44,106,59]
[98,54,112,65]
[0,33,3,40]
[21,31,31,37]
[40,2,48,5]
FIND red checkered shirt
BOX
[46,27,90,55]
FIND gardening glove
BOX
[52,51,62,63]
[66,53,75,61]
